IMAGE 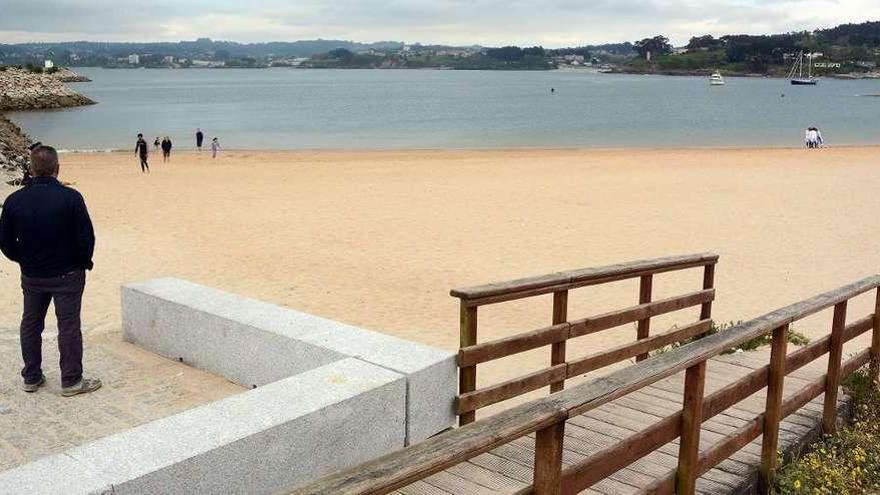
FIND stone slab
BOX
[122,278,456,443]
[0,358,406,495]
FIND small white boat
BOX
[789,51,818,85]
[709,71,725,85]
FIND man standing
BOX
[195,128,204,151]
[0,145,101,396]
[135,133,149,173]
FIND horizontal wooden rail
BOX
[450,253,719,306]
[568,289,715,338]
[457,364,568,414]
[458,323,569,367]
[458,289,714,368]
[567,319,712,377]
[295,275,880,495]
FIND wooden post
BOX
[823,301,847,434]
[459,302,478,426]
[676,361,707,495]
[759,324,789,493]
[636,275,653,362]
[533,421,565,495]
[699,264,715,322]
[551,291,569,393]
[871,288,880,382]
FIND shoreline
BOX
[47,142,880,155]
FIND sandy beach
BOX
[2,146,879,393]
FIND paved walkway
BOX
[0,325,243,472]
[393,350,846,495]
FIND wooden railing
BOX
[452,253,719,425]
[294,275,880,495]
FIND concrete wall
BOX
[0,359,406,495]
[122,278,456,444]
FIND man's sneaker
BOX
[61,377,102,397]
[21,375,46,393]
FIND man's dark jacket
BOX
[0,177,95,278]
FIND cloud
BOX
[0,0,877,46]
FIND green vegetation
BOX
[774,368,880,493]
[629,21,880,75]
[651,321,810,357]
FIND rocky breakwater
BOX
[0,116,31,186]
[52,68,92,83]
[0,67,95,111]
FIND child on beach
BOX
[196,128,204,151]
[153,137,160,151]
[211,137,221,159]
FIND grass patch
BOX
[773,367,880,493]
[651,320,810,357]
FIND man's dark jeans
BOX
[20,270,85,387]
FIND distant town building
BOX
[44,60,54,69]
[128,54,140,65]
[163,56,175,64]
[564,54,585,62]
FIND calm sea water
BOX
[7,67,880,150]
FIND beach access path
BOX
[388,349,843,494]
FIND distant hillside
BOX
[0,38,407,66]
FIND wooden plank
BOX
[759,325,788,493]
[568,320,712,377]
[457,365,568,414]
[569,290,715,339]
[446,461,528,492]
[560,411,679,494]
[533,422,565,495]
[823,301,847,434]
[699,264,715,322]
[459,323,569,367]
[637,275,654,362]
[460,303,479,426]
[552,291,569,393]
[677,362,707,495]
[396,480,453,495]
[450,253,719,305]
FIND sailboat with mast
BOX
[789,51,817,85]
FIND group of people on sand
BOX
[804,126,824,149]
[134,128,221,173]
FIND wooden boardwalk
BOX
[393,350,848,495]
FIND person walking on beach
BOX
[135,133,149,173]
[211,137,221,159]
[0,145,102,396]
[153,137,160,151]
[161,136,173,162]
[195,128,204,151]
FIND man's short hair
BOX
[30,145,59,177]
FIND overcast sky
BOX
[1,0,878,47]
